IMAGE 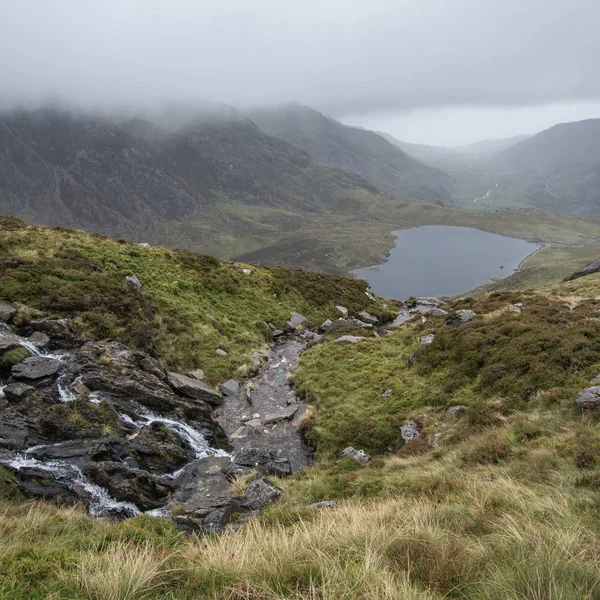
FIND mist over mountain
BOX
[0,107,384,256]
[248,104,454,204]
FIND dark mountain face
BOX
[0,108,381,247]
[496,118,600,213]
[248,104,454,204]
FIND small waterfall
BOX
[56,374,78,403]
[124,407,231,460]
[17,339,65,360]
[4,454,140,517]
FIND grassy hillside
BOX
[3,271,600,598]
[0,217,392,384]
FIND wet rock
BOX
[2,382,35,402]
[125,274,142,290]
[335,335,366,344]
[168,457,236,513]
[187,369,205,381]
[27,332,50,348]
[243,473,283,511]
[446,310,476,327]
[335,306,349,318]
[9,466,83,505]
[0,302,17,324]
[233,448,292,476]
[358,311,379,324]
[90,461,174,511]
[420,334,435,346]
[0,331,24,352]
[401,420,420,442]
[220,379,240,397]
[447,405,467,416]
[577,387,600,410]
[216,348,228,357]
[320,319,333,331]
[129,422,194,474]
[12,357,62,381]
[340,447,370,464]
[262,406,298,424]
[287,312,307,330]
[168,372,223,405]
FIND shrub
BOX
[465,438,512,464]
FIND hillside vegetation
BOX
[0,216,392,383]
[2,272,600,597]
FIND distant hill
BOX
[497,119,600,213]
[454,134,531,157]
[375,132,460,166]
[0,107,387,260]
[248,103,454,204]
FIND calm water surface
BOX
[352,226,538,299]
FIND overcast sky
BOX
[2,0,600,145]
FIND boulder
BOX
[220,379,239,396]
[27,332,50,348]
[382,387,393,398]
[138,243,152,249]
[447,405,467,417]
[400,420,420,442]
[2,382,35,402]
[125,274,142,290]
[250,351,269,366]
[358,311,379,324]
[0,302,16,324]
[320,319,333,331]
[335,306,349,318]
[90,461,174,511]
[577,387,600,410]
[12,357,62,381]
[335,335,366,344]
[243,473,283,511]
[446,309,476,327]
[287,312,308,330]
[216,348,228,357]
[365,292,376,302]
[340,447,370,464]
[30,319,77,345]
[262,406,298,424]
[428,307,448,316]
[420,334,435,346]
[9,466,83,505]
[168,372,223,405]
[242,268,252,276]
[414,297,445,307]
[0,331,24,352]
[233,448,292,476]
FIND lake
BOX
[352,226,539,299]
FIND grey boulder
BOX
[335,335,366,344]
[0,302,16,324]
[340,447,370,464]
[2,382,36,402]
[287,312,308,330]
[12,357,62,381]
[446,309,476,327]
[577,387,600,410]
[400,420,420,442]
[168,372,223,405]
[358,311,379,324]
[220,379,240,396]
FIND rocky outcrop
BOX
[12,357,62,381]
[340,447,370,464]
[0,302,17,324]
[564,258,600,282]
[168,372,223,405]
[400,420,420,442]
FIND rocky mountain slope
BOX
[497,118,600,213]
[248,103,454,203]
[0,107,385,258]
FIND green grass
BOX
[0,217,394,384]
